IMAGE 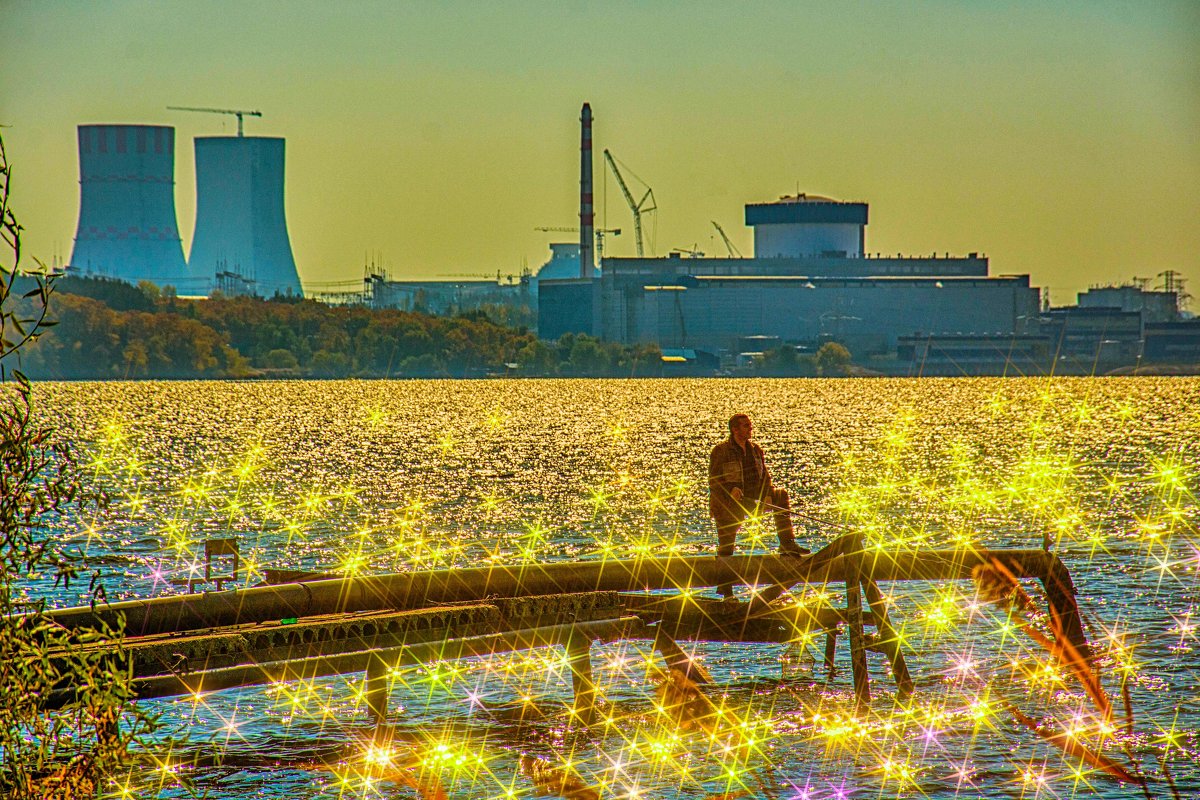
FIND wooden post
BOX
[823,629,838,677]
[861,577,913,700]
[566,633,595,726]
[845,554,870,713]
[364,658,389,727]
[652,627,712,684]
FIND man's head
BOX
[728,413,752,444]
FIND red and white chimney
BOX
[579,103,594,280]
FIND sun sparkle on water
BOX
[26,378,1200,798]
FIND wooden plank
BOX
[862,578,913,699]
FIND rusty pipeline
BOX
[37,544,1087,660]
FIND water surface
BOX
[33,378,1200,798]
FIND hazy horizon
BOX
[3,1,1197,303]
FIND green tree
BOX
[1,133,158,797]
[122,339,149,376]
[263,347,299,370]
[516,339,557,375]
[310,348,351,377]
[758,346,816,377]
[400,352,445,377]
[815,341,852,376]
[567,336,610,375]
[136,280,161,306]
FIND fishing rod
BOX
[757,501,854,533]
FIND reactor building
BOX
[69,124,191,288]
[539,192,1041,362]
[187,135,301,297]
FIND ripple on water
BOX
[27,377,1200,798]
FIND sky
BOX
[2,0,1198,303]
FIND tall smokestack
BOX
[579,103,594,280]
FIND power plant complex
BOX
[533,102,1196,374]
[538,103,1039,363]
[63,103,1193,374]
[69,113,301,297]
[540,192,1041,357]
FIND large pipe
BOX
[47,616,643,708]
[579,102,594,279]
[40,548,1086,658]
[47,554,742,637]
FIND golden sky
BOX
[2,1,1198,303]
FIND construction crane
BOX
[167,106,262,137]
[603,150,657,257]
[711,220,743,258]
[535,226,621,260]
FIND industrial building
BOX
[361,242,582,320]
[69,124,192,289]
[540,193,1041,362]
[187,135,301,297]
[365,271,530,316]
[1143,320,1200,364]
[1077,284,1179,323]
[897,334,1051,376]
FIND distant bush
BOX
[815,342,852,375]
[756,346,817,377]
[263,347,299,370]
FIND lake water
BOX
[30,378,1200,798]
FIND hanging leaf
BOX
[1009,705,1143,787]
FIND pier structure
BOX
[42,538,1089,723]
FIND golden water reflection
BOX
[33,377,1200,798]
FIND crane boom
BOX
[711,221,742,258]
[535,226,620,234]
[167,106,263,137]
[603,150,656,257]
[536,226,620,260]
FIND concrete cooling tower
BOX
[187,136,301,297]
[70,125,190,287]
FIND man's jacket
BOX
[708,437,771,518]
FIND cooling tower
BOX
[70,125,189,287]
[187,136,301,297]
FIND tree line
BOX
[12,276,665,380]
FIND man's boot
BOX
[775,504,808,556]
[778,524,809,556]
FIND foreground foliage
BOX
[1,134,158,798]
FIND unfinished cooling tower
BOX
[187,136,301,297]
[69,124,190,288]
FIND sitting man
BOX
[708,413,807,597]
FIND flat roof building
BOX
[540,195,1039,362]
